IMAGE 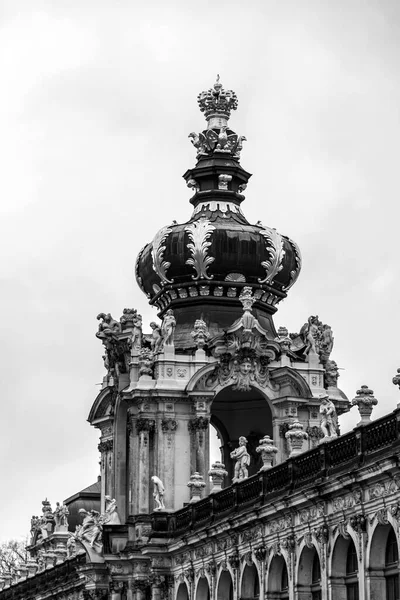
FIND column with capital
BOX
[188,416,209,480]
[160,416,178,510]
[98,436,114,502]
[136,418,155,513]
[110,581,126,600]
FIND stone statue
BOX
[301,315,321,355]
[151,476,165,511]
[319,324,334,364]
[319,393,338,439]
[325,359,339,387]
[66,535,76,557]
[161,309,176,346]
[230,436,251,483]
[76,509,103,549]
[96,313,121,339]
[191,319,210,349]
[150,322,164,353]
[130,313,143,350]
[104,496,121,525]
[138,348,155,377]
[54,502,69,530]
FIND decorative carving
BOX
[337,521,350,539]
[185,217,215,280]
[299,504,325,523]
[228,553,240,570]
[98,439,113,453]
[279,422,290,438]
[191,319,210,349]
[138,348,155,377]
[96,313,121,339]
[152,225,173,284]
[151,476,165,511]
[208,461,228,493]
[332,490,362,511]
[351,385,378,425]
[161,309,176,346]
[376,508,388,525]
[254,546,267,562]
[285,421,308,457]
[241,527,262,543]
[187,472,206,503]
[325,360,339,388]
[188,417,209,432]
[218,174,232,190]
[136,419,156,433]
[319,393,338,440]
[161,419,177,433]
[230,436,250,483]
[256,435,278,470]
[258,227,285,285]
[197,76,238,120]
[392,367,400,390]
[282,237,302,292]
[350,514,367,534]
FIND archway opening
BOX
[297,545,321,598]
[241,563,260,600]
[267,555,289,599]
[195,577,210,600]
[217,570,233,600]
[331,536,358,599]
[211,385,273,479]
[177,582,189,600]
[369,523,399,599]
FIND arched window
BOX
[241,564,259,600]
[280,561,289,599]
[385,528,399,600]
[311,552,321,600]
[345,539,359,600]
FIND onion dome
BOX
[135,77,301,327]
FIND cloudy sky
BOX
[1,0,399,542]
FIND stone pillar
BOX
[188,417,209,479]
[136,418,155,513]
[98,438,114,503]
[160,416,178,510]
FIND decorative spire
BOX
[197,76,238,129]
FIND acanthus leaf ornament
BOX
[152,226,173,285]
[282,236,302,292]
[185,217,215,280]
[258,227,285,285]
[135,245,150,298]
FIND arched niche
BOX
[297,545,321,597]
[211,385,274,478]
[266,555,289,599]
[217,570,233,600]
[195,577,210,600]
[241,563,260,600]
[368,523,399,598]
[330,534,359,599]
[176,582,189,600]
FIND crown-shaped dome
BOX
[135,78,301,332]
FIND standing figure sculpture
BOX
[161,309,176,346]
[104,496,121,525]
[131,313,143,350]
[150,322,164,353]
[302,316,321,355]
[319,393,338,439]
[54,502,69,530]
[151,476,165,511]
[230,436,251,483]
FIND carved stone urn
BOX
[208,461,228,493]
[351,385,378,426]
[285,421,308,457]
[256,435,278,471]
[187,472,206,503]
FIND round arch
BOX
[266,554,289,598]
[176,582,189,600]
[195,576,210,600]
[217,570,233,600]
[367,521,399,598]
[330,532,359,598]
[240,562,260,600]
[297,544,321,596]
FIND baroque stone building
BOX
[1,78,399,600]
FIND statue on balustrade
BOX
[319,393,338,440]
[230,436,251,483]
[151,476,165,511]
[150,322,164,353]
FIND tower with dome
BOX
[2,79,399,600]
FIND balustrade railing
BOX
[150,408,400,536]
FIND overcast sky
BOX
[1,0,400,542]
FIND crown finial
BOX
[197,77,238,129]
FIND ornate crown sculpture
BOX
[197,75,238,121]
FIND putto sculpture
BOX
[230,436,251,483]
[319,393,338,440]
[151,476,165,511]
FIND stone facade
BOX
[1,78,399,600]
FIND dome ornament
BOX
[197,76,238,127]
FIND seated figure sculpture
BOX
[230,436,251,483]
